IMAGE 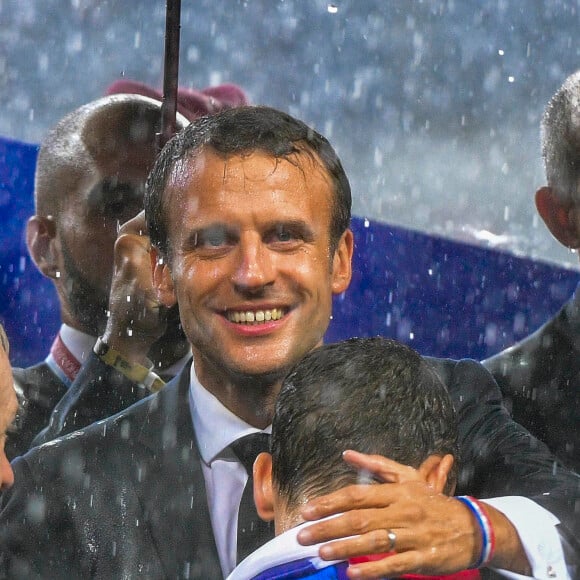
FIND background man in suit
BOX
[10,82,247,459]
[229,337,479,580]
[484,71,580,473]
[8,93,189,459]
[0,106,577,579]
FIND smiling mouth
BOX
[226,308,286,325]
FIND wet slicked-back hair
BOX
[542,70,580,203]
[144,106,352,257]
[35,94,185,220]
[271,337,458,511]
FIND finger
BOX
[301,484,398,521]
[298,506,404,544]
[314,528,408,561]
[342,450,422,484]
[119,210,148,236]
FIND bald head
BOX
[35,94,188,220]
[27,95,189,333]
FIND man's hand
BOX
[297,450,530,579]
[101,211,167,365]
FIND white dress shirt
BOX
[189,363,270,578]
[57,324,95,368]
[188,363,570,580]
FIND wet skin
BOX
[0,343,18,489]
[155,148,353,424]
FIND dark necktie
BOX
[231,432,274,563]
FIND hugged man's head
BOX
[146,106,354,424]
[253,337,458,533]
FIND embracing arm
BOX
[297,359,579,579]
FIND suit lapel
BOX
[134,361,223,579]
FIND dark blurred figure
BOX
[10,81,248,458]
[484,71,580,473]
[0,324,19,490]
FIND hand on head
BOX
[297,451,529,579]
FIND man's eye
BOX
[272,226,298,243]
[194,227,232,249]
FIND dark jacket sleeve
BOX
[430,357,580,566]
[0,430,166,579]
[483,308,580,474]
[7,364,67,460]
[31,351,150,447]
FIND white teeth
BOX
[227,308,284,324]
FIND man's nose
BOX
[232,235,275,292]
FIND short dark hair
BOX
[144,106,352,257]
[542,70,580,203]
[271,337,458,510]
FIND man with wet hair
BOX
[230,337,478,579]
[484,71,580,473]
[0,106,577,579]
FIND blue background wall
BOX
[1,135,579,367]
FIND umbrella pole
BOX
[157,0,182,152]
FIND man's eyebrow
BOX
[266,219,316,238]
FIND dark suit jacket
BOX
[32,351,152,448]
[483,290,580,473]
[0,358,578,578]
[8,363,68,460]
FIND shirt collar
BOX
[59,324,96,365]
[227,518,343,580]
[189,361,271,466]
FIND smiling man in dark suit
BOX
[0,106,578,579]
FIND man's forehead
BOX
[167,147,331,190]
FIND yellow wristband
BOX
[94,337,165,393]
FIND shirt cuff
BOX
[483,496,569,580]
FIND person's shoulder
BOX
[423,356,502,405]
[21,383,165,469]
[8,361,69,459]
[483,301,571,370]
[424,356,493,383]
[13,361,67,404]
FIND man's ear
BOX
[419,454,455,495]
[151,248,177,308]
[253,452,275,522]
[26,216,60,280]
[331,228,354,295]
[535,186,580,248]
